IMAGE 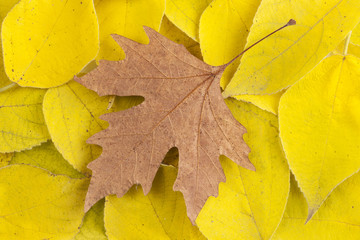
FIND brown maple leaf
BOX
[75,26,257,223]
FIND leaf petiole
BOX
[224,19,296,67]
[343,31,352,55]
[0,83,17,93]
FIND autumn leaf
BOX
[10,141,84,178]
[2,0,360,237]
[75,26,255,223]
[279,54,360,221]
[104,165,205,239]
[0,164,89,239]
[2,0,99,88]
[0,86,49,152]
[272,173,360,239]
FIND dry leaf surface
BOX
[75,27,253,223]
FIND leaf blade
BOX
[279,54,360,220]
[75,27,252,223]
[2,0,99,88]
[224,0,360,96]
[0,164,89,239]
[0,86,49,152]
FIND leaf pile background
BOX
[1,0,360,239]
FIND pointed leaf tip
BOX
[305,207,316,224]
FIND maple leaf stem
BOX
[224,19,296,67]
[0,83,17,93]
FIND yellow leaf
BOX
[0,0,18,88]
[0,86,49,152]
[2,0,99,88]
[273,174,360,239]
[165,0,212,41]
[223,0,360,96]
[43,81,108,173]
[196,100,289,240]
[105,165,206,240]
[10,141,84,178]
[234,90,285,115]
[0,164,89,239]
[0,152,12,168]
[73,199,107,240]
[199,0,260,67]
[94,0,165,61]
[160,16,202,60]
[43,81,142,173]
[279,55,360,220]
[351,22,360,46]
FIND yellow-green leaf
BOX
[0,164,89,239]
[279,54,360,220]
[94,0,165,61]
[160,16,202,59]
[223,0,360,96]
[10,141,84,178]
[0,0,19,88]
[273,174,360,239]
[105,165,205,240]
[43,81,141,173]
[73,199,107,240]
[196,100,289,240]
[0,86,49,152]
[165,0,212,41]
[2,0,99,88]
